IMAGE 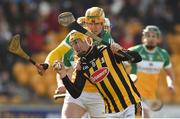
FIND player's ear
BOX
[141,35,146,43]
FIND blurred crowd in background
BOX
[0,0,180,104]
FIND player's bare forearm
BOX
[165,67,176,95]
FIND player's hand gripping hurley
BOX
[7,34,37,66]
[7,34,48,75]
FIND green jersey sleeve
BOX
[63,48,74,68]
[161,49,172,69]
[64,30,77,45]
[101,30,114,45]
[128,45,143,74]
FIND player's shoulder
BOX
[101,30,111,37]
[128,44,143,51]
[63,30,76,44]
[156,46,169,56]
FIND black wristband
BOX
[40,63,49,70]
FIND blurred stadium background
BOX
[0,0,180,118]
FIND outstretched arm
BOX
[115,50,142,63]
[165,67,175,95]
[110,43,142,63]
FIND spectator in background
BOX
[0,6,12,41]
[117,18,142,49]
[0,5,14,80]
[26,15,47,53]
[0,69,11,97]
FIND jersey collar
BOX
[143,44,157,53]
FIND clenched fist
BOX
[53,60,67,78]
[110,43,124,54]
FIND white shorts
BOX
[64,92,105,117]
[105,102,142,118]
[141,98,163,115]
[141,100,150,110]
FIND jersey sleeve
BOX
[62,70,87,98]
[114,50,142,63]
[162,49,172,69]
[63,48,74,68]
[128,45,140,52]
[101,30,114,45]
[44,33,71,66]
[128,45,142,74]
[130,63,138,74]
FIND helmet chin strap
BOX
[77,44,92,57]
[86,38,93,46]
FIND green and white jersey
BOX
[129,44,172,99]
[129,44,172,74]
[63,48,75,68]
[64,30,114,47]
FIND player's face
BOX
[86,22,103,35]
[143,32,159,49]
[70,39,90,57]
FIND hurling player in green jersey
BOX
[129,25,176,118]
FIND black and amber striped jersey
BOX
[62,45,142,113]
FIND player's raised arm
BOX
[53,60,86,99]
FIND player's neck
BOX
[145,45,156,51]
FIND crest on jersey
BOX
[90,67,109,83]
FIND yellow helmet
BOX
[85,7,105,23]
[70,31,88,42]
